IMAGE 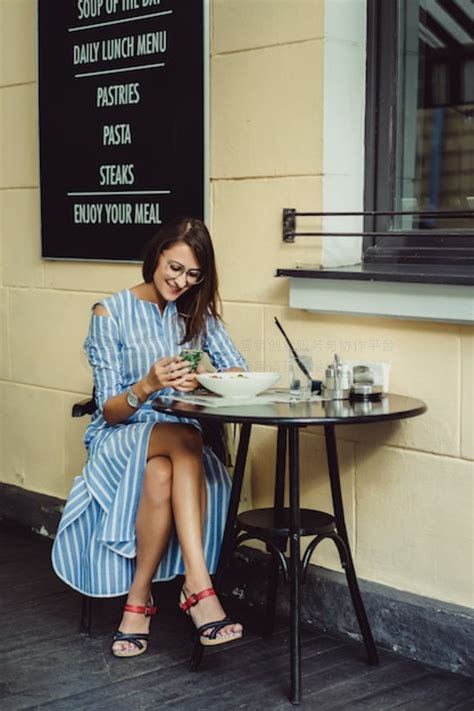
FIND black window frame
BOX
[363,0,474,268]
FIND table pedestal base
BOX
[193,423,379,705]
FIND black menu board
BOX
[38,0,205,261]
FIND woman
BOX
[52,217,247,657]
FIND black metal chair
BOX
[71,390,229,635]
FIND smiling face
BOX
[141,218,219,343]
[153,241,202,304]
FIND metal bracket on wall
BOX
[282,207,474,243]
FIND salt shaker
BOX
[322,354,352,399]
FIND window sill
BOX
[276,265,474,323]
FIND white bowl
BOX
[196,372,280,399]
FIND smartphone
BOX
[179,349,203,373]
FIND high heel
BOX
[111,598,157,658]
[179,587,242,647]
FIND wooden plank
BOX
[167,644,368,710]
[186,651,402,710]
[1,521,473,711]
[5,604,314,707]
[385,673,474,711]
[285,665,432,711]
[29,633,351,709]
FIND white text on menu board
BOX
[77,0,161,20]
[72,0,166,227]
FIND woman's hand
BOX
[143,356,192,394]
[103,356,192,424]
[172,362,206,393]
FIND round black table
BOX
[153,393,427,704]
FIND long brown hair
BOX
[142,217,222,344]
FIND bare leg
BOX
[147,423,242,639]
[201,476,207,528]
[112,455,173,655]
[134,456,174,592]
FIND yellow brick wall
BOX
[0,0,472,609]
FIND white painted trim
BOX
[322,0,366,268]
[288,278,474,324]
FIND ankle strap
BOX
[123,602,157,617]
[180,587,216,612]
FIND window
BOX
[364,0,474,266]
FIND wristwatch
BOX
[126,389,142,409]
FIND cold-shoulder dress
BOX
[52,289,247,597]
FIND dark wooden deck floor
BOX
[1,521,473,710]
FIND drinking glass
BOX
[289,355,313,400]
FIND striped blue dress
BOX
[52,289,247,597]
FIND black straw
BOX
[274,317,312,381]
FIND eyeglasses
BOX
[165,259,204,285]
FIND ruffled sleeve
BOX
[84,312,124,410]
[202,316,248,372]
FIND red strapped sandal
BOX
[179,587,242,647]
[111,597,157,658]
